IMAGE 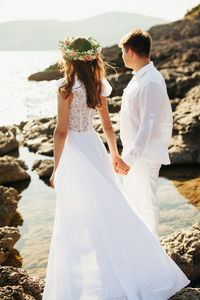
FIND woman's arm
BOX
[97,97,130,175]
[49,90,72,187]
[97,96,119,160]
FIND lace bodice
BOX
[57,77,112,132]
[68,81,96,132]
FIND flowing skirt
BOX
[42,128,190,300]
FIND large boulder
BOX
[18,117,56,156]
[32,159,54,178]
[0,156,30,184]
[28,63,61,81]
[169,86,200,164]
[160,223,200,282]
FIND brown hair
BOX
[119,29,152,58]
[58,56,106,109]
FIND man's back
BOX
[120,61,173,165]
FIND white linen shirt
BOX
[120,61,173,166]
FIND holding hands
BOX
[112,156,131,175]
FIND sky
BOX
[0,0,199,23]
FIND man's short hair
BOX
[119,29,152,58]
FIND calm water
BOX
[0,51,60,125]
[0,51,199,280]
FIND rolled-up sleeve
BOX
[122,81,164,165]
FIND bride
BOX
[42,36,190,300]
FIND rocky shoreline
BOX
[0,5,200,300]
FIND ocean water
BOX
[0,51,199,280]
[0,51,60,126]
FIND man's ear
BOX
[129,48,135,58]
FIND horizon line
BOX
[0,11,172,24]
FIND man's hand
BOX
[112,156,130,175]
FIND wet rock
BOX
[0,155,30,184]
[19,117,56,156]
[32,159,54,178]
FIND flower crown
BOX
[59,36,102,62]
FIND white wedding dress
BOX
[42,77,190,300]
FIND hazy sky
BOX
[1,0,199,23]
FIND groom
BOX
[113,29,173,240]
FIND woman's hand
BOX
[49,169,56,188]
[112,156,130,175]
[111,155,120,172]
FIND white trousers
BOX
[122,158,161,241]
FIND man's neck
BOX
[133,59,150,73]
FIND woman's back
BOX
[57,77,96,133]
[57,77,112,133]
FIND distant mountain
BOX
[0,12,168,50]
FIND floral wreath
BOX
[58,36,102,62]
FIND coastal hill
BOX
[0,12,167,50]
